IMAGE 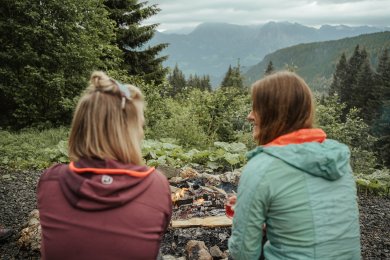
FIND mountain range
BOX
[148,21,389,86]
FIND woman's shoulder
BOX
[245,148,287,174]
[40,163,68,181]
[151,169,171,188]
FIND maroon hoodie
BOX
[37,158,172,260]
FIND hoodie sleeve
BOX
[228,169,270,259]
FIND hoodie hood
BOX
[57,158,156,211]
[247,129,351,181]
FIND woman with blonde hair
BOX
[38,71,172,260]
[228,71,361,259]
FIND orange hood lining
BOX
[264,128,326,147]
[69,161,155,178]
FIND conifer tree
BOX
[221,65,234,88]
[355,59,379,123]
[329,53,347,96]
[167,64,186,96]
[220,64,244,89]
[200,75,212,91]
[186,74,195,89]
[187,74,211,91]
[265,61,275,75]
[104,0,168,84]
[376,49,390,100]
[344,46,368,103]
[337,45,370,117]
[374,49,390,167]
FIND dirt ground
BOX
[1,168,389,259]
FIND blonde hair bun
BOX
[88,71,115,93]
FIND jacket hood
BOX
[247,129,351,181]
[57,158,156,211]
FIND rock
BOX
[180,168,200,179]
[209,245,226,258]
[220,170,241,186]
[158,165,181,179]
[218,232,228,242]
[169,176,184,184]
[185,240,212,260]
[17,209,41,251]
[202,173,221,187]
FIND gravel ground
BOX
[1,168,389,259]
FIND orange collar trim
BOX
[69,161,155,178]
[264,128,326,147]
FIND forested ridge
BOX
[245,31,390,93]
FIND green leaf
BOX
[223,153,241,165]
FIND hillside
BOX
[149,22,387,86]
[244,31,390,93]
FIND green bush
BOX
[0,127,69,170]
[151,98,212,148]
[316,96,378,175]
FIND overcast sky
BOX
[145,0,390,32]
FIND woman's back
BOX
[38,71,172,259]
[38,159,172,260]
[230,132,361,259]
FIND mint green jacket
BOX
[228,139,361,259]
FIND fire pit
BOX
[160,167,240,258]
[171,181,228,220]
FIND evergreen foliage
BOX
[187,74,212,92]
[220,64,244,89]
[0,0,122,128]
[329,53,347,96]
[104,0,168,84]
[329,46,390,167]
[330,45,381,123]
[244,31,390,92]
[167,64,212,96]
[167,64,186,96]
[265,61,274,75]
[0,0,168,129]
[373,49,390,166]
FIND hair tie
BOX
[113,80,132,109]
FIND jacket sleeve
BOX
[228,173,269,259]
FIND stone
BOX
[209,245,224,258]
[202,173,221,187]
[17,210,41,251]
[185,240,212,260]
[220,170,241,185]
[169,176,184,184]
[180,167,200,179]
[158,165,181,179]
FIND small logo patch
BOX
[101,175,113,185]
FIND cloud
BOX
[144,0,390,32]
